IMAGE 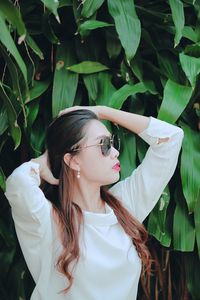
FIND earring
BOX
[77,169,80,179]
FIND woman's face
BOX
[76,119,120,186]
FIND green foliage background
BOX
[0,0,200,299]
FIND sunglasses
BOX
[71,135,120,157]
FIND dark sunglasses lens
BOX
[101,136,120,156]
[101,137,111,156]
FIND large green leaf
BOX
[26,101,40,133]
[0,105,8,135]
[184,252,200,300]
[119,131,137,180]
[169,0,184,47]
[81,0,104,18]
[182,26,198,43]
[194,200,200,258]
[157,52,181,83]
[95,72,116,105]
[26,35,44,59]
[0,83,21,149]
[78,20,113,37]
[179,53,200,87]
[173,188,195,252]
[40,0,59,19]
[83,74,98,103]
[158,79,193,124]
[0,44,28,125]
[0,167,6,192]
[180,122,200,213]
[0,44,23,102]
[28,80,50,103]
[0,15,27,81]
[107,0,141,61]
[0,0,26,43]
[42,11,60,44]
[106,29,122,60]
[148,187,171,247]
[109,82,149,109]
[52,43,78,117]
[67,61,109,74]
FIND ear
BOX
[63,153,80,171]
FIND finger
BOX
[42,169,59,185]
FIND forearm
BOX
[99,106,150,134]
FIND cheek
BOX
[80,151,119,184]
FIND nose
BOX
[110,146,119,159]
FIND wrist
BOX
[98,106,113,120]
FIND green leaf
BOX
[0,15,27,81]
[180,122,200,212]
[158,79,193,124]
[0,83,21,149]
[95,72,116,105]
[130,54,143,81]
[107,0,141,61]
[0,167,6,192]
[30,119,45,155]
[148,187,171,247]
[184,44,200,57]
[119,131,137,180]
[157,52,181,83]
[194,200,200,258]
[173,188,195,252]
[106,29,122,60]
[28,80,50,103]
[26,35,44,59]
[81,0,105,18]
[83,74,98,103]
[169,0,185,47]
[52,43,78,117]
[26,101,40,132]
[0,44,28,124]
[0,44,23,102]
[42,11,60,44]
[59,0,72,7]
[67,61,109,74]
[184,252,200,300]
[109,82,148,109]
[0,105,8,135]
[78,20,113,37]
[0,0,26,43]
[182,26,198,43]
[40,0,59,19]
[179,53,200,87]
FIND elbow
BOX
[176,127,184,144]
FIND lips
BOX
[112,162,121,171]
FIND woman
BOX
[5,105,184,300]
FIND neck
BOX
[72,178,106,213]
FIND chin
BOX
[107,173,120,185]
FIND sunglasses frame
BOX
[70,135,120,157]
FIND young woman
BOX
[5,105,184,300]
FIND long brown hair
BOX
[44,109,152,296]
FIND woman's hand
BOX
[31,151,59,185]
[58,105,104,119]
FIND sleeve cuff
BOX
[138,116,183,146]
[11,161,41,186]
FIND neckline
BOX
[83,203,118,226]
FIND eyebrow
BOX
[95,134,112,140]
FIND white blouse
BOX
[5,117,184,300]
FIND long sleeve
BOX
[4,161,52,281]
[109,117,184,223]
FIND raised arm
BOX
[102,108,184,223]
[4,152,58,281]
